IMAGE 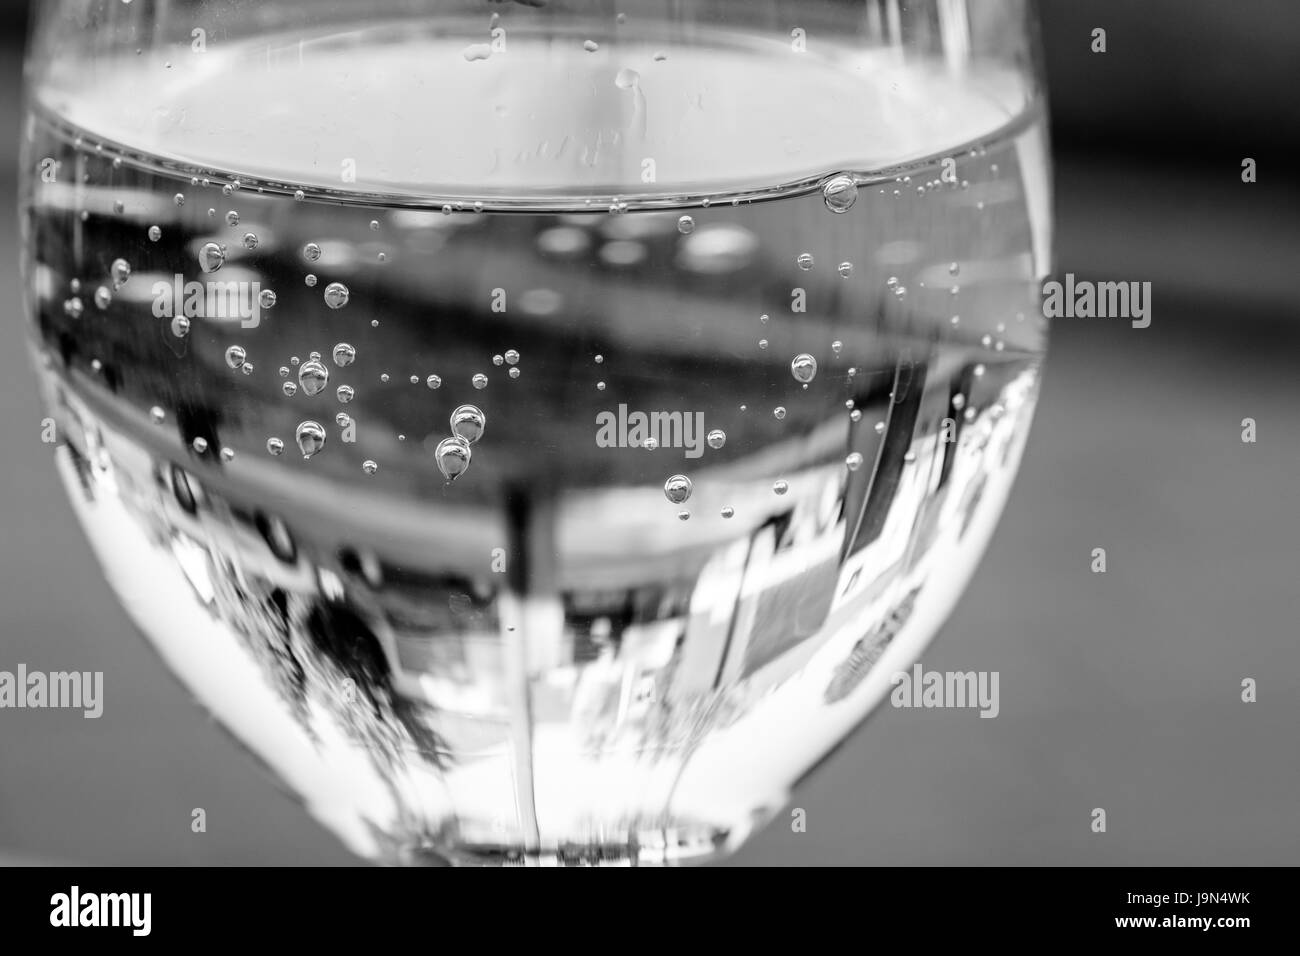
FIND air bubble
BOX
[838,262,853,277]
[171,316,190,338]
[643,437,659,451]
[845,452,864,471]
[677,215,695,235]
[225,345,246,370]
[303,242,321,261]
[336,385,354,403]
[772,479,789,495]
[583,39,599,52]
[225,211,239,226]
[220,448,235,463]
[721,506,734,519]
[149,406,165,425]
[62,296,83,318]
[94,286,112,309]
[198,242,226,273]
[110,258,131,287]
[305,274,317,287]
[973,364,986,377]
[435,437,472,482]
[678,511,690,521]
[282,382,297,397]
[450,404,487,444]
[362,460,378,475]
[773,406,787,420]
[191,437,208,454]
[796,253,814,271]
[831,340,843,355]
[492,354,504,366]
[508,367,520,379]
[472,373,488,390]
[426,375,441,389]
[298,360,329,396]
[790,353,817,384]
[323,282,350,309]
[663,474,693,504]
[822,176,858,214]
[148,225,162,242]
[295,421,326,459]
[707,429,726,450]
[266,437,284,456]
[173,193,185,206]
[504,349,520,365]
[242,232,258,250]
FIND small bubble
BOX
[874,420,886,434]
[790,353,817,384]
[980,334,992,348]
[796,253,814,271]
[838,262,853,277]
[369,219,380,231]
[379,373,390,384]
[974,364,986,377]
[171,316,190,338]
[831,340,843,355]
[596,381,606,391]
[594,354,604,364]
[110,258,131,287]
[323,282,350,309]
[426,374,442,389]
[963,406,977,423]
[642,437,659,451]
[305,274,317,287]
[149,406,165,425]
[949,262,960,275]
[845,452,864,472]
[282,381,298,397]
[951,394,966,410]
[663,474,693,504]
[220,448,235,463]
[303,242,321,262]
[336,385,354,403]
[198,242,226,273]
[677,215,695,235]
[221,185,233,197]
[773,406,786,420]
[377,252,387,262]
[63,297,84,318]
[409,375,419,385]
[225,211,240,226]
[822,175,858,213]
[721,506,734,519]
[903,450,917,463]
[94,286,112,309]
[191,437,209,454]
[772,479,789,495]
[225,345,246,370]
[508,367,520,379]
[472,373,488,390]
[69,279,81,294]
[678,510,690,521]
[241,362,254,375]
[850,409,862,422]
[241,232,258,250]
[758,339,768,350]
[362,460,378,475]
[207,208,216,219]
[492,354,504,366]
[759,314,770,324]
[950,315,961,326]
[583,39,599,52]
[504,349,520,365]
[435,437,472,482]
[279,366,290,378]
[293,189,306,202]
[707,429,726,450]
[173,193,185,206]
[290,356,300,367]
[295,421,326,459]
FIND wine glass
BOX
[20,0,1050,865]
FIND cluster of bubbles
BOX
[435,404,486,482]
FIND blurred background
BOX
[1,0,1297,865]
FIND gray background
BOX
[1,1,1298,865]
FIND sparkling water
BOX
[21,22,1049,864]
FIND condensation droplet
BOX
[663,474,693,505]
[295,421,326,459]
[822,175,858,214]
